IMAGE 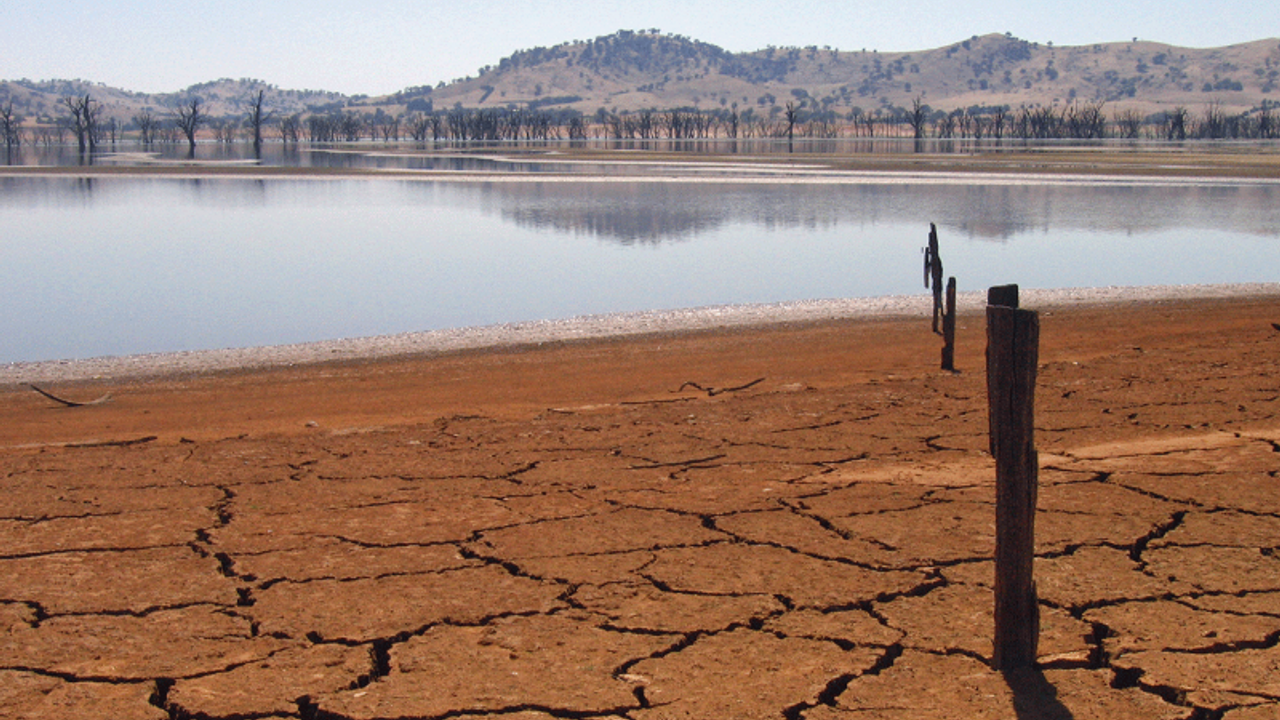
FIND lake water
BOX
[2,172,1279,364]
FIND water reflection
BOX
[5,175,1278,245]
[1,175,1277,364]
[445,180,1280,243]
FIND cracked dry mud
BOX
[2,296,1279,719]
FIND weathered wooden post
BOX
[941,277,957,371]
[924,224,944,335]
[986,284,1040,670]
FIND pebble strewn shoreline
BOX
[5,282,1278,385]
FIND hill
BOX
[417,31,1279,117]
[0,78,345,127]
[2,31,1278,127]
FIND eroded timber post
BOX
[941,277,957,371]
[986,284,1040,670]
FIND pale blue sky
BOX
[4,0,1278,95]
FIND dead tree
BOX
[784,102,799,150]
[990,108,1007,140]
[1113,108,1144,139]
[860,110,877,138]
[62,94,101,153]
[339,112,365,142]
[245,89,271,153]
[132,110,159,145]
[725,109,740,139]
[934,114,956,139]
[173,97,205,156]
[279,113,301,143]
[908,97,928,139]
[213,119,238,144]
[406,112,431,142]
[1165,106,1189,141]
[1,102,21,150]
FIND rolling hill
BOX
[2,31,1278,127]
[415,31,1279,117]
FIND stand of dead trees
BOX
[32,87,1279,152]
[61,94,102,153]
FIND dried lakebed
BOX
[1,296,1279,719]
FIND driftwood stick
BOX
[28,384,113,408]
[67,436,158,448]
[628,454,727,470]
[675,377,766,397]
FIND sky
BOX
[4,0,1278,96]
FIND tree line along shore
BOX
[5,93,1278,156]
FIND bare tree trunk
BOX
[173,98,205,157]
[246,89,270,155]
[909,97,927,139]
[62,94,101,154]
[784,102,798,151]
[0,102,22,150]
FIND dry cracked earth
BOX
[2,298,1279,720]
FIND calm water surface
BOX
[2,175,1278,363]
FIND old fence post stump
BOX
[986,284,1040,670]
[924,223,945,335]
[941,277,957,371]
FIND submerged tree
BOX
[908,96,928,139]
[173,97,206,156]
[1165,106,1189,141]
[1113,108,1144,139]
[1,102,22,150]
[133,109,160,145]
[784,101,799,149]
[61,94,102,154]
[245,89,271,154]
[279,113,302,143]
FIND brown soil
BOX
[2,296,1279,719]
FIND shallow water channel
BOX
[2,173,1278,363]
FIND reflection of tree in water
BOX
[914,183,1280,241]
[500,188,718,245]
[468,179,1279,246]
[485,182,869,245]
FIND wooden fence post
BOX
[986,284,1040,670]
[988,284,1019,310]
[941,277,957,371]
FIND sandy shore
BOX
[6,282,1279,386]
[2,290,1279,719]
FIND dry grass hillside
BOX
[417,31,1280,117]
[3,31,1278,126]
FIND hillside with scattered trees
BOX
[425,30,1278,117]
[2,31,1278,147]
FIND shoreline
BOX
[6,282,1279,386]
[4,236,1278,719]
[5,140,1280,183]
[5,165,1280,187]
